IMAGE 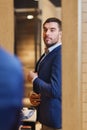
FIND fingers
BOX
[30,92,40,98]
[29,92,41,106]
[30,100,40,106]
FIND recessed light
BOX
[27,15,34,19]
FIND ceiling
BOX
[14,0,61,9]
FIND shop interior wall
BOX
[82,0,87,130]
[0,0,14,54]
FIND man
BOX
[28,17,62,130]
[0,46,24,130]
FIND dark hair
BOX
[43,17,62,31]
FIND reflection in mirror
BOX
[14,0,61,105]
[14,0,42,98]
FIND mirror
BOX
[14,0,61,102]
[14,0,42,97]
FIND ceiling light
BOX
[27,15,34,19]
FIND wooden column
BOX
[0,0,14,53]
[62,0,82,130]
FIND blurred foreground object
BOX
[0,47,24,130]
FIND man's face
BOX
[43,22,61,48]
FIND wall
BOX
[62,0,81,130]
[82,0,87,129]
[0,0,14,53]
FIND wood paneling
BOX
[62,0,81,130]
[82,0,87,129]
[0,0,14,53]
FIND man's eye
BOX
[51,29,55,32]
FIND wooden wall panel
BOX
[62,0,81,130]
[0,0,14,53]
[82,0,87,129]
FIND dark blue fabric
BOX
[0,107,21,130]
[33,45,62,129]
[0,47,24,130]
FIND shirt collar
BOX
[48,43,62,53]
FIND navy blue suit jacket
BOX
[0,47,24,130]
[33,45,62,128]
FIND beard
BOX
[44,37,58,48]
[45,42,58,48]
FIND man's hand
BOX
[28,71,38,82]
[29,92,41,106]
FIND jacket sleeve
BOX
[33,53,62,99]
